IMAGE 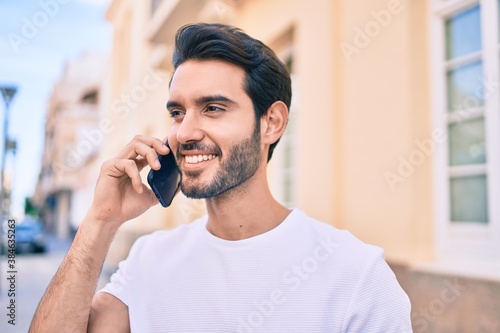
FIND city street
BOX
[0,236,71,333]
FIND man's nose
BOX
[175,112,205,144]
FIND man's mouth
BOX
[185,154,217,164]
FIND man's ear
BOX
[260,101,289,145]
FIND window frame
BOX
[430,0,500,263]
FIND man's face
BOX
[167,60,262,199]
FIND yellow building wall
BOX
[333,0,433,263]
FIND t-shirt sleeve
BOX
[341,248,413,333]
[97,235,148,306]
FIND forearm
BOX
[29,214,118,333]
[28,135,164,331]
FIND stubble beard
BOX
[179,124,262,199]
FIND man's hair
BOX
[172,23,292,162]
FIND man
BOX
[30,23,412,332]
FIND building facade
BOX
[34,52,107,239]
[100,0,500,331]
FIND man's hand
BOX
[88,135,170,227]
[29,135,171,333]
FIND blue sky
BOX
[0,0,112,218]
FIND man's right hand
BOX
[87,135,171,229]
[30,135,170,333]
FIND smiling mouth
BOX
[185,154,217,164]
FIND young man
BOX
[30,23,412,332]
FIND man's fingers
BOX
[135,156,150,171]
[117,135,170,168]
[101,135,174,193]
[107,159,144,194]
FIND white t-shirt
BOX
[100,209,412,333]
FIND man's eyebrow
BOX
[166,100,182,110]
[194,95,237,106]
[166,95,237,111]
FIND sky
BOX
[0,0,112,219]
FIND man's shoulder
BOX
[293,209,381,256]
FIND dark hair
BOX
[172,23,292,162]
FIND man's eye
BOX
[169,110,185,121]
[169,110,183,118]
[206,105,224,112]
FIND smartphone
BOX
[147,141,181,207]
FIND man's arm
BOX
[341,249,412,332]
[29,136,169,332]
[29,214,119,332]
[88,292,130,332]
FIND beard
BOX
[177,123,262,199]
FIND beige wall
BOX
[332,0,433,262]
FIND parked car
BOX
[1,217,47,254]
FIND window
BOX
[151,0,163,15]
[81,90,98,105]
[431,0,500,264]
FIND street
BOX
[0,236,71,333]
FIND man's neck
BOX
[204,174,290,241]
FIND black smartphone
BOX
[147,141,181,207]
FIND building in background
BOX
[91,0,500,331]
[33,52,107,240]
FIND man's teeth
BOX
[185,154,217,164]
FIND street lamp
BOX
[0,85,18,220]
